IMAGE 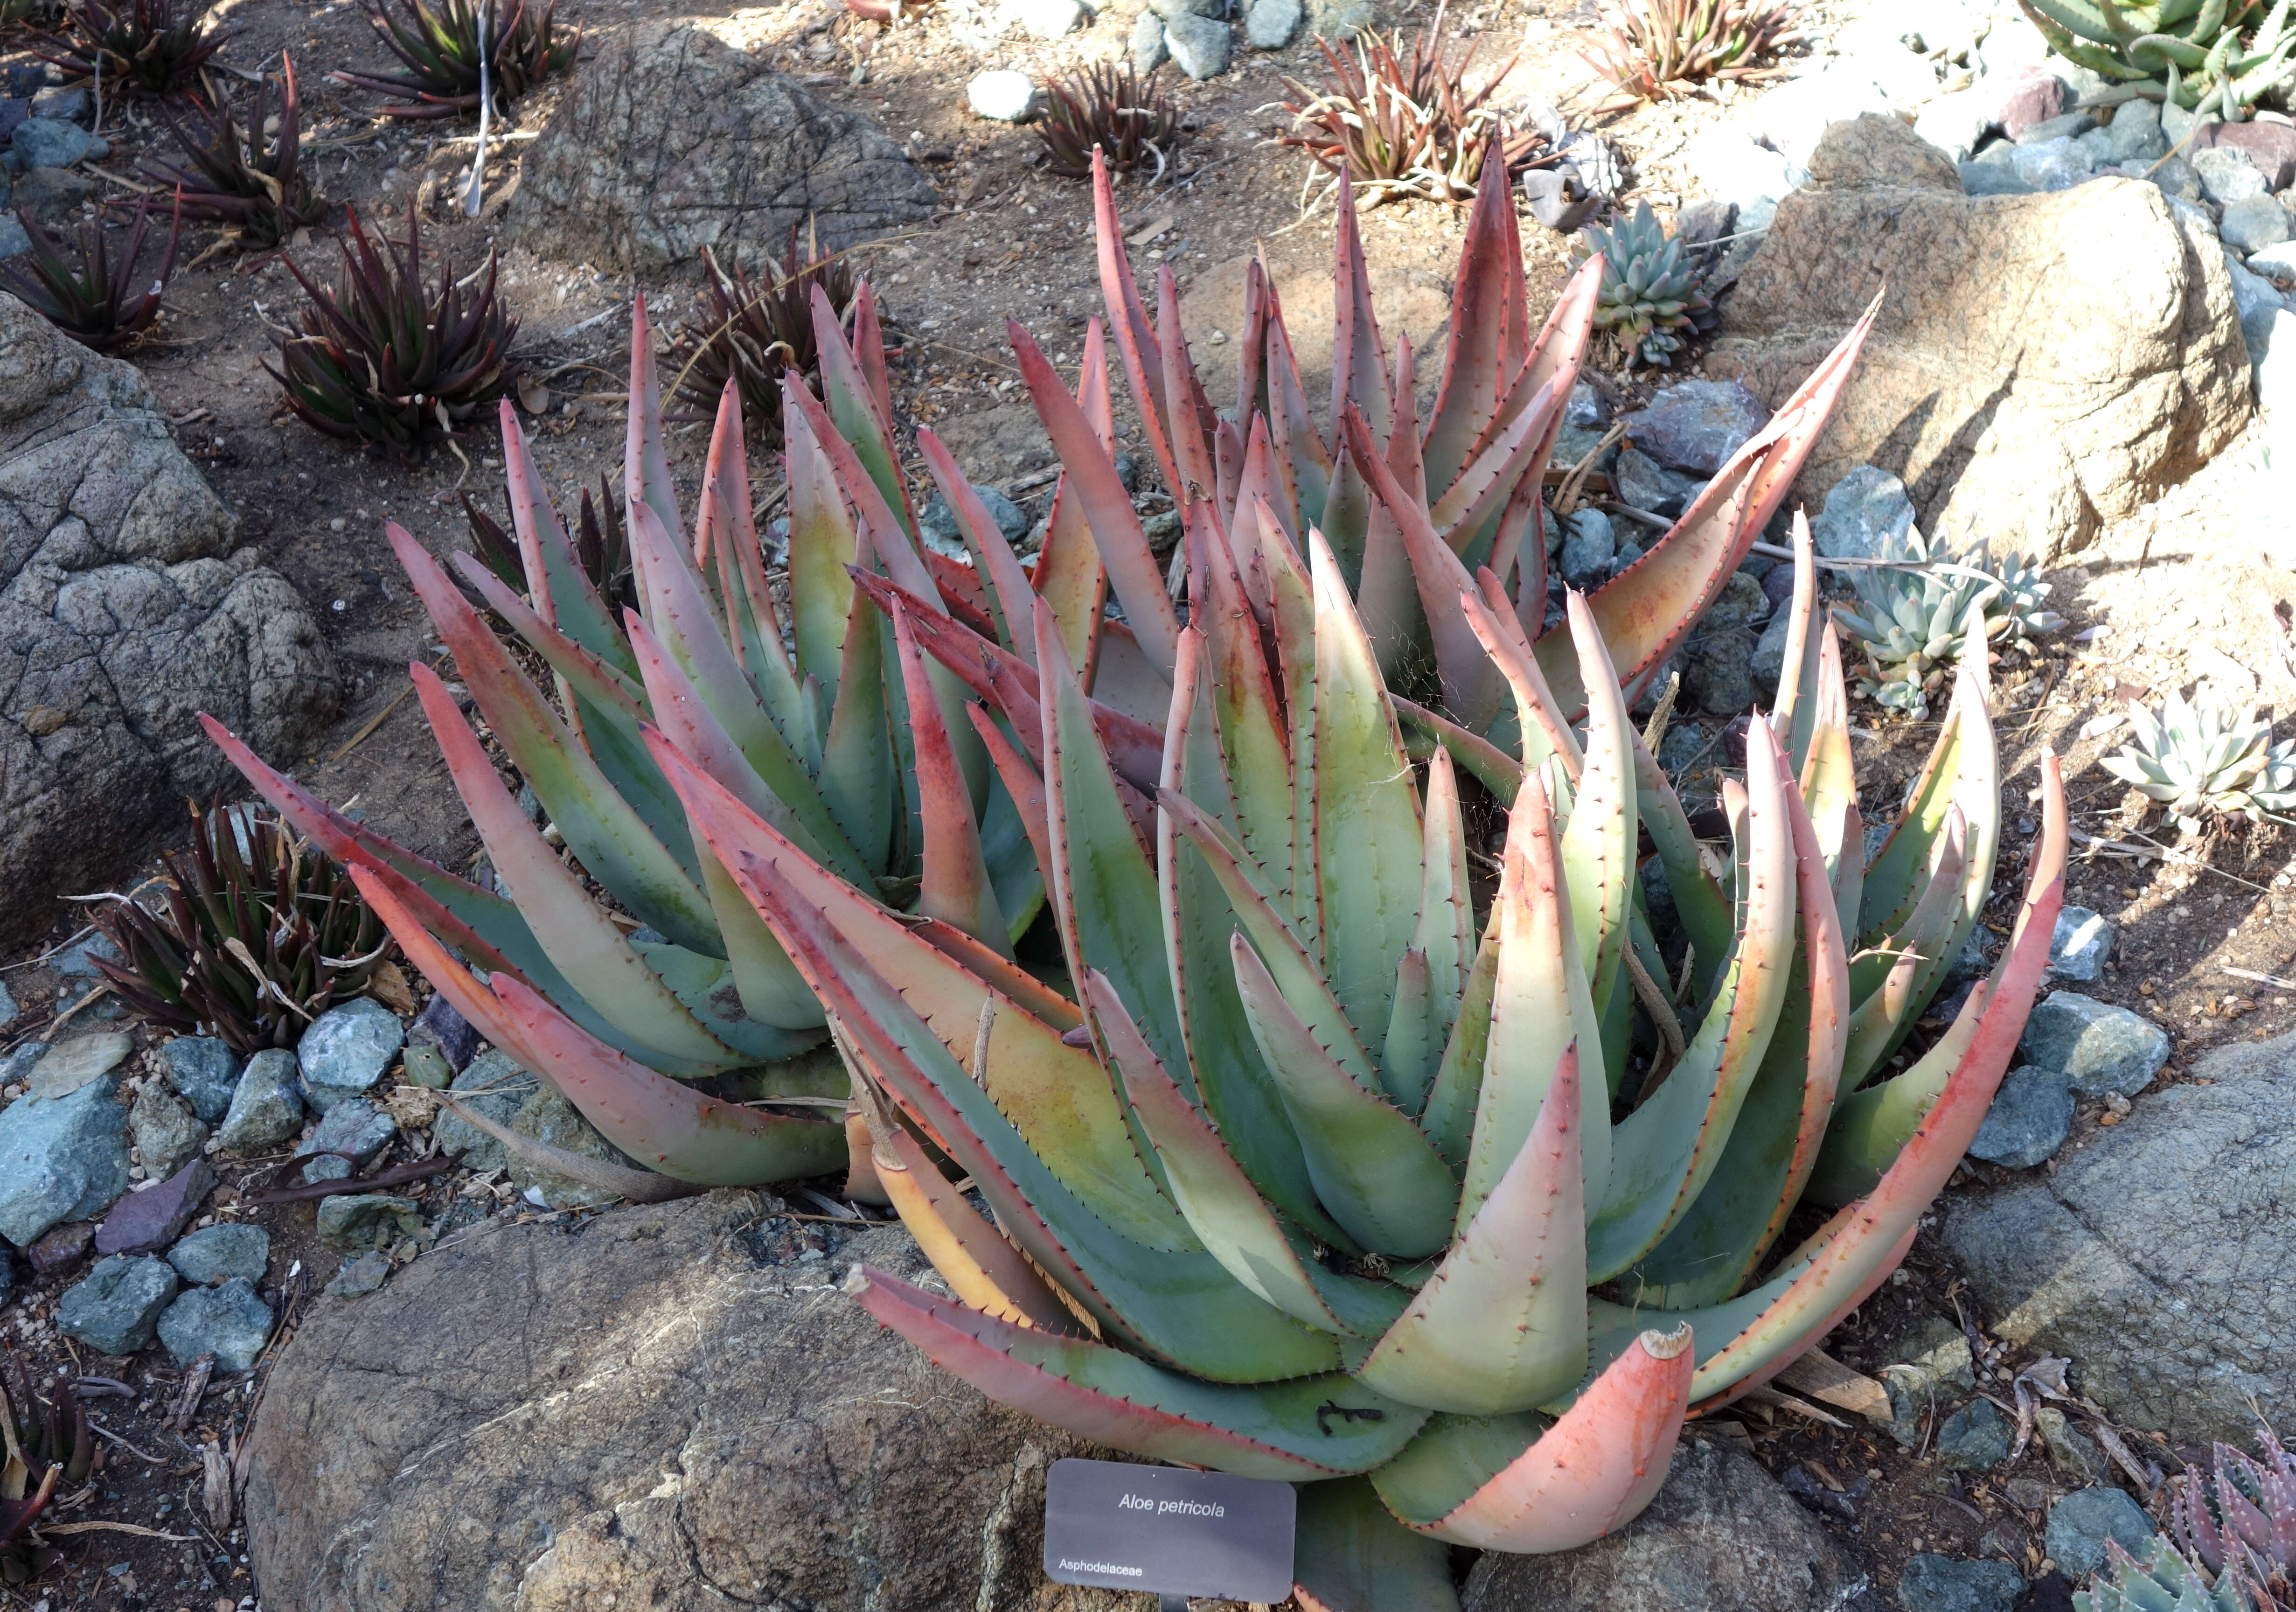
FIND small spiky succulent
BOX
[270,202,520,458]
[1572,201,1714,368]
[462,472,634,614]
[1577,0,1803,107]
[2103,686,2296,832]
[1833,533,2063,718]
[2081,1538,2279,1612]
[92,798,397,1055]
[1037,63,1182,180]
[1,1353,90,1585]
[330,0,580,117]
[1281,2,1548,206]
[1,191,180,352]
[664,228,858,439]
[36,0,229,96]
[2080,1426,2296,1612]
[141,54,324,249]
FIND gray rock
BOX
[216,1048,306,1156]
[2046,1487,2153,1580]
[2222,194,2294,256]
[1684,572,1765,717]
[0,1076,130,1245]
[0,251,336,956]
[1812,465,1915,560]
[129,1080,209,1180]
[56,1253,177,1355]
[2035,1406,2104,1483]
[1624,379,1770,476]
[2225,246,2288,367]
[1558,509,1616,590]
[2017,991,2169,1095]
[1896,1554,2022,1612]
[161,1037,240,1123]
[509,21,940,276]
[1002,0,1082,36]
[1944,1031,2296,1444]
[158,1276,273,1372]
[1460,1438,1869,1611]
[2046,906,2114,982]
[2099,98,2168,165]
[1303,0,1371,37]
[2016,111,2092,147]
[1163,11,1231,80]
[1130,10,1168,75]
[431,1047,536,1173]
[10,116,87,169]
[2162,96,2199,150]
[1958,161,2035,197]
[2149,155,2204,202]
[1937,1398,2012,1470]
[2195,146,2268,206]
[296,998,404,1114]
[314,1193,424,1254]
[294,1098,397,1169]
[168,1222,269,1286]
[1146,0,1221,17]
[1615,446,1703,519]
[325,1249,393,1299]
[1566,379,1608,428]
[1968,1065,2073,1168]
[400,1044,452,1090]
[52,931,120,978]
[509,1087,647,1211]
[2009,137,2091,191]
[1245,0,1300,48]
[1551,423,1617,476]
[1750,606,1795,698]
[301,1154,354,1184]
[918,482,1029,560]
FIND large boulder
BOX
[1709,114,2250,560]
[243,1192,1143,1612]
[511,18,941,275]
[0,295,336,947]
[1943,1030,2296,1445]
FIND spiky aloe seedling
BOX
[141,54,324,250]
[1571,201,1713,368]
[1,1352,93,1585]
[2103,687,2296,832]
[1037,63,1182,181]
[91,799,397,1055]
[2018,0,2293,121]
[2080,1426,2296,1612]
[664,226,858,441]
[270,202,519,458]
[36,0,228,96]
[0,191,181,352]
[1577,0,1803,107]
[330,0,580,117]
[1833,533,2063,719]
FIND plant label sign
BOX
[1042,1457,1296,1603]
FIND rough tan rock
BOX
[0,295,335,947]
[242,1192,1191,1612]
[510,19,941,276]
[1708,114,2250,560]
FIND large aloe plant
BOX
[648,482,2065,1602]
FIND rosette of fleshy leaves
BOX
[1570,199,1714,367]
[2103,685,2296,832]
[1835,532,2063,718]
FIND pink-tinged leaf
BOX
[349,865,846,1185]
[1373,1326,1695,1550]
[495,398,625,666]
[1157,265,1220,505]
[969,703,1060,938]
[452,553,646,720]
[1543,296,1880,714]
[1010,319,1181,680]
[1265,279,1333,525]
[851,280,895,429]
[1354,347,1421,682]
[1391,694,1524,800]
[1475,255,1603,576]
[1461,573,1580,775]
[1556,590,1638,1031]
[1429,373,1563,555]
[1030,319,1114,679]
[1329,171,1392,449]
[1359,1042,1590,1415]
[1225,414,1297,608]
[918,428,1036,654]
[1421,147,1529,495]
[1091,147,1179,499]
[891,597,1011,955]
[1191,508,1296,903]
[782,392,859,700]
[625,295,678,535]
[810,282,918,539]
[696,383,809,740]
[848,1267,1424,1478]
[782,377,938,605]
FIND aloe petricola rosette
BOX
[202,279,1099,1187]
[655,443,2066,1603]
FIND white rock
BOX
[967,69,1040,123]
[1001,0,1084,36]
[2246,239,2296,287]
[1687,128,1805,211]
[1739,68,1905,169]
[1915,85,1993,164]
[2259,307,2296,414]
[2009,135,2091,191]
[1976,12,2051,76]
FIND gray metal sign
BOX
[1042,1457,1297,1605]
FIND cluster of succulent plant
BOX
[2081,1426,2296,1612]
[330,0,580,117]
[269,202,520,457]
[1036,63,1183,181]
[1576,0,1804,107]
[36,0,230,97]
[1570,201,1716,369]
[201,154,2057,1590]
[2102,685,2296,832]
[2,190,180,352]
[2,1354,92,1585]
[141,55,324,250]
[664,224,860,440]
[91,798,397,1055]
[1281,3,1549,205]
[2019,0,2296,120]
[1833,533,2064,719]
